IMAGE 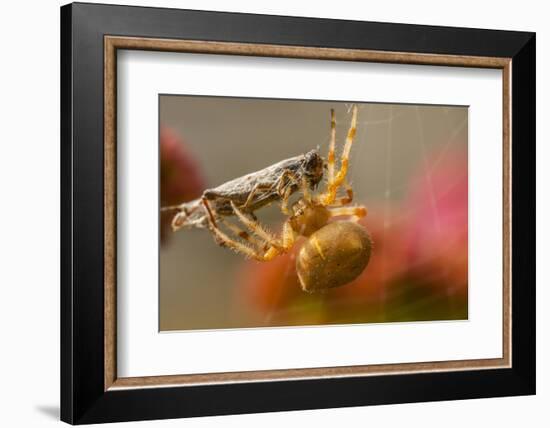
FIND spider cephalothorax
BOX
[168,105,372,292]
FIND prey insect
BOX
[162,149,325,230]
[164,105,372,293]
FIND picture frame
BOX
[60,2,535,424]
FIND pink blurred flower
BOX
[401,148,468,296]
[233,207,406,324]
[233,145,469,325]
[160,127,205,243]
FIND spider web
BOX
[264,102,468,324]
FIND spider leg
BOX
[257,219,296,261]
[218,216,263,248]
[231,201,297,256]
[329,179,354,207]
[214,215,295,262]
[209,224,263,260]
[199,198,261,259]
[230,201,284,251]
[320,104,358,206]
[200,195,296,262]
[281,219,296,249]
[279,186,294,216]
[328,205,367,221]
[201,198,282,261]
[256,220,296,261]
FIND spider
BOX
[201,104,372,292]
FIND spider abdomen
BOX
[296,221,372,293]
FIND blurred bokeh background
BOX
[159,96,468,331]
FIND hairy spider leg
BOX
[320,105,358,206]
[209,222,266,260]
[201,192,291,260]
[328,178,354,206]
[212,218,295,262]
[200,197,279,261]
[230,201,297,260]
[328,205,367,221]
[218,216,264,248]
[229,201,283,251]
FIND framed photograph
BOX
[61,2,535,424]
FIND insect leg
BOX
[201,197,218,227]
[275,169,302,214]
[299,175,312,203]
[242,183,274,209]
[160,204,183,212]
[171,202,202,231]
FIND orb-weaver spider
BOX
[198,105,372,292]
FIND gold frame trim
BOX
[104,36,512,391]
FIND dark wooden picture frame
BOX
[61,2,535,424]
